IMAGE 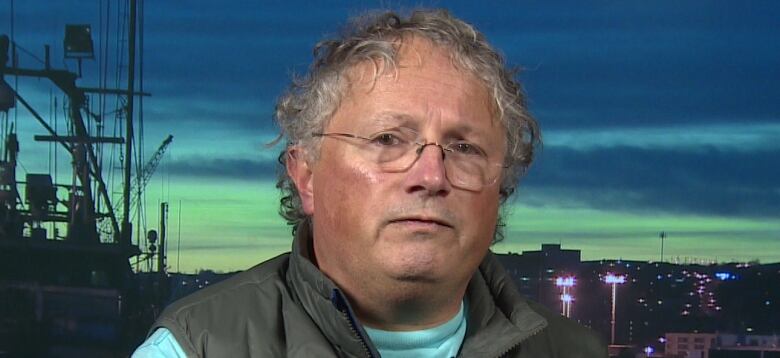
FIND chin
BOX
[382,256,446,284]
[374,235,466,282]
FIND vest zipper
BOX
[331,289,374,358]
[493,323,547,358]
[339,309,374,358]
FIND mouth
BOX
[388,215,454,229]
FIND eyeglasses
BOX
[313,127,506,191]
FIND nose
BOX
[404,143,451,197]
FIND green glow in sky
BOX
[144,179,779,273]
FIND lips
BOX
[389,215,454,228]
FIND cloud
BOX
[167,156,278,181]
[166,145,780,220]
[10,0,779,225]
[544,123,780,151]
[522,146,780,217]
[17,0,777,134]
[482,2,780,130]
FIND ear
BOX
[286,146,315,215]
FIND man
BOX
[134,9,607,357]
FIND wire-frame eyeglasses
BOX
[313,127,506,191]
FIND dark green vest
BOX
[151,227,607,357]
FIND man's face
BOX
[290,37,505,301]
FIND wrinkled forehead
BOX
[315,37,505,160]
[337,35,502,129]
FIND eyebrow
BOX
[368,111,495,144]
[370,111,416,127]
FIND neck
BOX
[347,279,467,331]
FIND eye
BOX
[369,132,404,146]
[450,142,487,157]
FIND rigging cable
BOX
[103,0,113,212]
[48,90,54,238]
[48,89,52,174]
[106,0,118,210]
[54,96,59,238]
[93,0,111,237]
[10,0,18,134]
[1,110,5,161]
[1,103,6,158]
[127,0,147,260]
[137,0,147,250]
[1,0,8,155]
[101,0,119,240]
[114,0,128,199]
[1,0,8,156]
[89,96,98,217]
[95,0,104,224]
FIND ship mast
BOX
[0,1,150,245]
[122,0,137,246]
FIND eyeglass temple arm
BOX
[313,132,369,140]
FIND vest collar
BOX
[286,220,379,357]
[286,220,547,357]
[459,251,548,356]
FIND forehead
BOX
[332,36,502,138]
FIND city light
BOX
[556,276,575,287]
[715,272,737,281]
[605,273,626,284]
[604,273,626,345]
[555,276,575,318]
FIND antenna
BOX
[177,199,182,272]
[659,231,667,262]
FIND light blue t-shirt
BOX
[363,301,467,358]
[131,301,467,358]
[132,327,187,358]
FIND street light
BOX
[555,276,575,318]
[561,293,573,317]
[604,273,626,345]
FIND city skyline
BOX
[168,245,780,355]
[3,1,778,272]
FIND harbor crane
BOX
[126,134,174,219]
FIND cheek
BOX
[354,164,383,185]
[466,191,501,240]
[314,159,385,232]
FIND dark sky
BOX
[3,1,778,270]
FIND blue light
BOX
[715,272,736,281]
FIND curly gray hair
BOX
[274,9,541,242]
